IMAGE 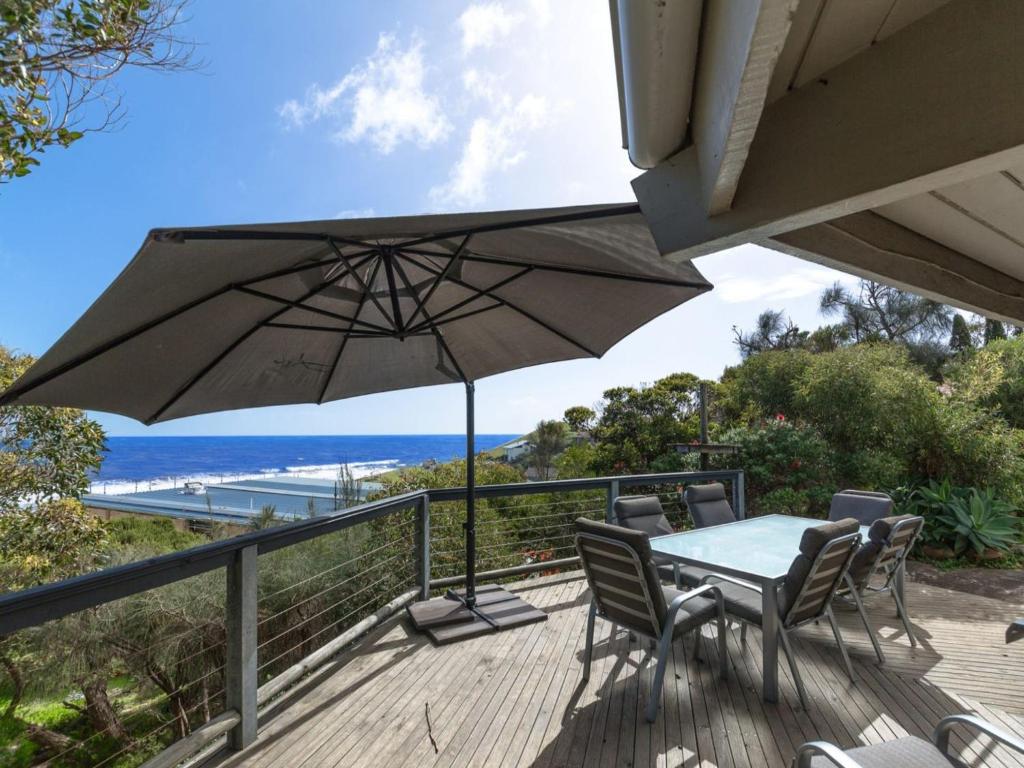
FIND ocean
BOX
[91,434,518,494]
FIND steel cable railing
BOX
[0,469,744,768]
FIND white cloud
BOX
[429,93,547,207]
[334,207,376,219]
[277,33,451,154]
[713,266,848,304]
[458,2,523,53]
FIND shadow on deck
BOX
[213,572,1024,768]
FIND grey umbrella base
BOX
[408,585,547,645]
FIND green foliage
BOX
[555,442,597,479]
[0,499,106,591]
[719,349,813,423]
[562,406,595,432]
[0,346,106,513]
[1,0,194,181]
[896,479,1021,555]
[717,421,834,517]
[732,309,809,359]
[529,420,566,480]
[984,318,1007,345]
[589,372,701,474]
[949,314,973,354]
[102,517,206,554]
[949,336,1024,430]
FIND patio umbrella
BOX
[0,202,712,638]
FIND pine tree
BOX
[984,319,1007,345]
[949,314,973,353]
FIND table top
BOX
[650,515,868,585]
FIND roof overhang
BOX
[612,0,1024,323]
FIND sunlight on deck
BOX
[216,573,1024,768]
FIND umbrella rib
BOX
[403,234,472,330]
[145,256,377,423]
[326,240,396,333]
[397,203,642,248]
[317,259,381,404]
[390,256,468,383]
[412,300,505,330]
[234,286,393,334]
[264,322,399,336]
[403,264,532,334]
[403,254,602,358]
[456,252,710,289]
[0,253,357,407]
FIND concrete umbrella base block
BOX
[407,584,547,645]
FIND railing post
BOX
[415,495,431,600]
[606,479,620,522]
[226,545,258,750]
[734,470,746,520]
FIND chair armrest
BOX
[665,583,723,624]
[793,741,865,768]
[933,714,1024,756]
[700,572,762,593]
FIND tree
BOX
[590,373,701,473]
[949,314,974,354]
[732,309,808,359]
[563,405,595,433]
[1,0,197,181]
[529,420,567,480]
[1,345,106,512]
[819,280,953,345]
[984,318,1007,345]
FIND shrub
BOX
[895,479,1022,555]
[717,420,834,517]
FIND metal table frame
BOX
[651,515,886,702]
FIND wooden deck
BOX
[217,572,1024,768]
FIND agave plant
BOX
[896,480,1021,555]
[932,488,1020,556]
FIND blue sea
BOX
[91,435,517,493]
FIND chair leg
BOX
[690,628,702,661]
[740,623,748,646]
[778,628,808,710]
[892,588,917,647]
[583,600,597,681]
[825,607,856,682]
[646,625,674,723]
[849,585,886,664]
[715,604,728,680]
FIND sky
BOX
[0,0,858,436]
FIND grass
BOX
[912,548,1024,571]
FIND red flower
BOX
[775,413,786,421]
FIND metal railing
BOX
[0,469,743,767]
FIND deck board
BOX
[217,572,1024,768]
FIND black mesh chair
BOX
[841,514,924,661]
[828,490,893,525]
[702,518,862,710]
[795,713,1024,767]
[574,517,727,723]
[684,482,737,528]
[613,494,717,588]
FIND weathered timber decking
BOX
[216,572,1024,768]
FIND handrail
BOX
[0,489,427,634]
[0,470,743,634]
[0,467,743,765]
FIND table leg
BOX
[761,583,779,702]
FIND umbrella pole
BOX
[465,380,476,610]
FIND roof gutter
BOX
[611,0,703,169]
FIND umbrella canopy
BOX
[0,203,710,420]
[0,202,711,613]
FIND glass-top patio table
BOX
[650,515,872,703]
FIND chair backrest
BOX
[782,518,861,627]
[613,495,674,538]
[683,482,736,528]
[828,490,893,524]
[847,514,921,590]
[574,517,666,638]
